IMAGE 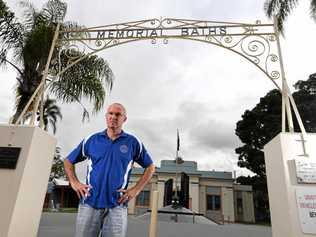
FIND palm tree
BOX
[0,0,113,123]
[24,97,65,185]
[25,96,62,134]
[40,97,63,134]
[264,0,316,32]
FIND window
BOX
[206,195,221,211]
[136,190,150,207]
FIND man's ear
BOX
[123,116,127,122]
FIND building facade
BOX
[45,159,255,223]
[128,160,255,223]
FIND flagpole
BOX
[175,129,180,200]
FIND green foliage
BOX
[42,97,62,133]
[292,74,316,132]
[0,0,113,123]
[236,73,316,177]
[235,89,282,177]
[50,146,65,181]
[49,50,113,120]
[235,73,316,222]
[25,96,62,134]
[264,0,316,33]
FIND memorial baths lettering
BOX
[95,26,227,39]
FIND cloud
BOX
[1,0,316,179]
[189,120,238,150]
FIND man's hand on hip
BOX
[70,181,91,199]
[117,187,140,204]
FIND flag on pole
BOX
[177,129,180,151]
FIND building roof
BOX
[132,160,233,180]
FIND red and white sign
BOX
[296,187,316,234]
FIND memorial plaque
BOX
[295,159,316,184]
[0,147,21,169]
[296,187,316,234]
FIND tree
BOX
[235,73,316,221]
[236,73,316,177]
[235,89,282,178]
[264,0,316,32]
[0,0,113,123]
[235,89,281,221]
[50,146,65,181]
[40,97,62,133]
[25,96,62,133]
[24,96,65,181]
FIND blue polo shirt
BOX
[66,130,153,208]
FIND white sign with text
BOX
[296,187,316,234]
[295,159,316,184]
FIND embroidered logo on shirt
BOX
[120,144,128,153]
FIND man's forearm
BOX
[117,164,155,203]
[133,164,155,192]
[64,159,80,185]
[64,159,91,198]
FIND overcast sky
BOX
[1,0,316,177]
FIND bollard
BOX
[149,190,159,237]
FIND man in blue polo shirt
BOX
[64,103,155,237]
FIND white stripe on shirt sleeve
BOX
[133,135,143,159]
[82,133,94,158]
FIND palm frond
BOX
[264,0,299,33]
[48,77,92,122]
[264,0,280,17]
[41,0,67,23]
[22,23,55,73]
[49,49,113,114]
[0,0,24,65]
[0,49,23,76]
[311,0,316,21]
[59,21,91,42]
[2,0,113,124]
[49,117,57,133]
[19,0,38,31]
[62,21,84,31]
[24,96,62,133]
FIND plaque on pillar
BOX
[295,159,316,184]
[296,187,316,234]
[0,147,21,169]
[0,125,56,237]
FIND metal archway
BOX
[15,17,307,150]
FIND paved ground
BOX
[38,213,272,237]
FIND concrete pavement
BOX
[38,212,272,237]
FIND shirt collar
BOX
[101,129,128,139]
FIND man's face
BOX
[106,105,127,130]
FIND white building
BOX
[128,160,255,223]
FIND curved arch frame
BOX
[15,17,307,144]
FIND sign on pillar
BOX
[0,125,56,237]
[264,133,316,237]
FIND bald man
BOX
[64,103,155,237]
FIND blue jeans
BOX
[75,204,127,237]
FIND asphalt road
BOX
[38,213,272,237]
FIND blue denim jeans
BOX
[75,204,127,237]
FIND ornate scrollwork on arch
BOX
[57,18,281,88]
